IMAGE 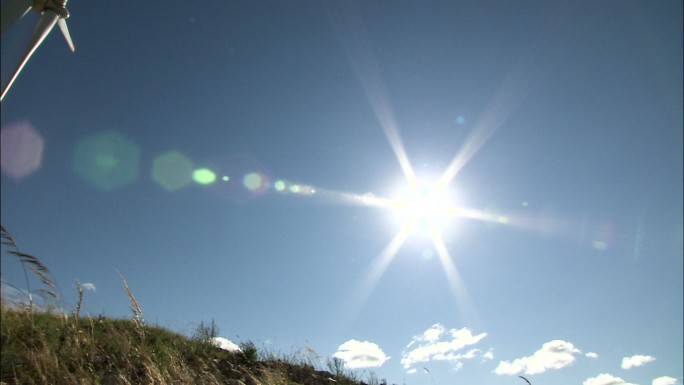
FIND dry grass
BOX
[74,279,84,320]
[1,304,376,385]
[2,304,223,384]
[1,225,57,309]
[115,270,145,339]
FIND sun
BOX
[337,174,476,329]
[387,179,460,238]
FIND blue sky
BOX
[1,1,682,384]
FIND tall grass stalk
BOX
[115,270,145,338]
[74,279,84,319]
[0,225,57,310]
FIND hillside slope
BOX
[0,306,376,385]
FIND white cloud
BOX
[583,373,637,385]
[586,352,599,359]
[621,355,656,370]
[494,340,581,375]
[81,282,96,292]
[401,324,487,373]
[333,339,390,369]
[483,349,494,360]
[423,324,443,342]
[211,337,241,352]
[653,376,678,385]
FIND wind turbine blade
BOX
[0,10,59,101]
[57,19,74,52]
[1,0,32,35]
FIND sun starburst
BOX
[323,1,551,330]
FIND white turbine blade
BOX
[57,18,74,52]
[1,0,32,35]
[0,10,59,101]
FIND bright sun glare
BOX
[327,2,540,327]
[389,181,459,237]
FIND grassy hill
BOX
[1,225,389,385]
[1,305,375,385]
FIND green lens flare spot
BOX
[95,154,118,168]
[274,180,286,192]
[73,130,140,192]
[193,168,216,185]
[243,172,263,191]
[222,176,230,182]
[152,151,194,191]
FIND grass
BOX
[0,225,56,311]
[0,225,389,385]
[1,305,380,384]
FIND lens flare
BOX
[73,130,140,192]
[274,180,286,191]
[193,168,216,185]
[243,172,267,192]
[203,154,269,202]
[152,151,193,191]
[591,221,614,251]
[0,121,44,180]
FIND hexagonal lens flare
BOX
[73,130,140,191]
[152,151,194,191]
[1,121,45,180]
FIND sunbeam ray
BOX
[334,220,416,330]
[429,226,480,326]
[433,62,540,196]
[326,1,417,190]
[432,3,573,195]
[323,0,580,332]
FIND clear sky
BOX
[1,1,682,384]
